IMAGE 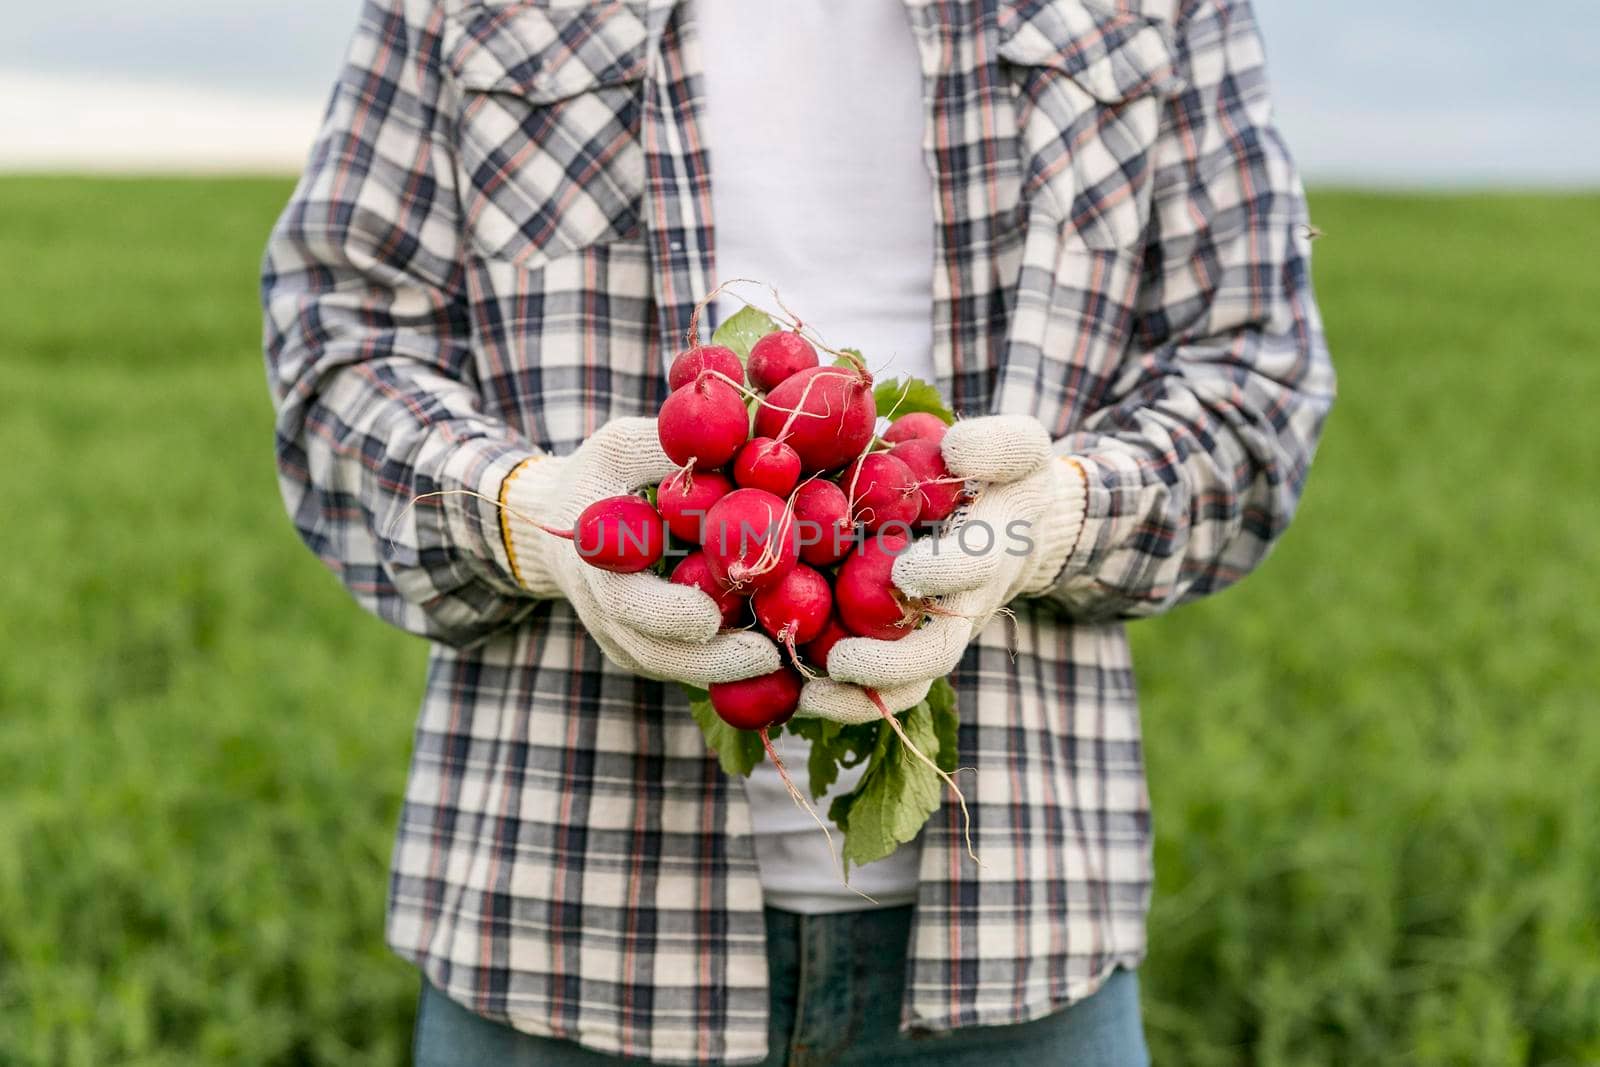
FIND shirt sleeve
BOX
[261,0,538,647]
[1048,0,1335,619]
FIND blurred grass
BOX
[0,178,421,1066]
[1,177,1597,1065]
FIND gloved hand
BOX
[795,677,936,725]
[806,415,1088,701]
[500,418,781,686]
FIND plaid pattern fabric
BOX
[262,0,1332,1061]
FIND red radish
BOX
[659,376,751,469]
[883,411,949,445]
[792,479,854,566]
[747,331,819,392]
[753,564,833,659]
[733,437,802,497]
[841,452,921,534]
[571,495,666,573]
[707,668,828,867]
[835,532,925,640]
[700,487,800,592]
[890,438,964,523]
[658,468,734,543]
[668,344,744,391]
[670,551,746,629]
[754,366,877,473]
[803,614,851,672]
[709,667,801,731]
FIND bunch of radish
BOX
[574,348,959,689]
[557,284,975,866]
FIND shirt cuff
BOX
[498,452,567,600]
[1046,448,1147,612]
[437,437,545,597]
[1020,456,1089,597]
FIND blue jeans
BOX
[414,906,1148,1066]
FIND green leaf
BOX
[684,685,765,777]
[833,347,867,369]
[783,716,819,742]
[837,703,944,869]
[807,734,842,798]
[834,722,882,768]
[784,717,841,798]
[828,789,858,829]
[710,306,779,362]
[873,376,955,424]
[926,678,960,774]
[788,717,882,799]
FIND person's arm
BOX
[807,0,1333,706]
[262,0,534,647]
[264,0,781,684]
[1045,0,1334,618]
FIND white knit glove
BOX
[795,678,936,725]
[500,418,781,686]
[810,415,1088,696]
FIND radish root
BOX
[722,489,800,591]
[686,277,763,348]
[698,369,826,421]
[710,280,867,374]
[771,367,861,445]
[759,727,872,900]
[388,488,572,547]
[779,626,822,681]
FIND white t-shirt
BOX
[696,0,936,912]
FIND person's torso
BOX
[437,0,1184,452]
[695,0,935,915]
[396,0,1179,1056]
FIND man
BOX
[262,0,1332,1061]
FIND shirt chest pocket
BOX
[998,0,1184,251]
[444,3,649,270]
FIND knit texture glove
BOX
[501,418,781,686]
[813,415,1088,695]
[795,678,934,725]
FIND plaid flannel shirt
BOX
[262,0,1332,1060]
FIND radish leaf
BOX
[927,678,960,774]
[788,716,880,798]
[873,376,955,424]
[711,306,779,363]
[835,702,943,869]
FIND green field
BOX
[2,177,1597,1065]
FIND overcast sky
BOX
[2,0,1597,182]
